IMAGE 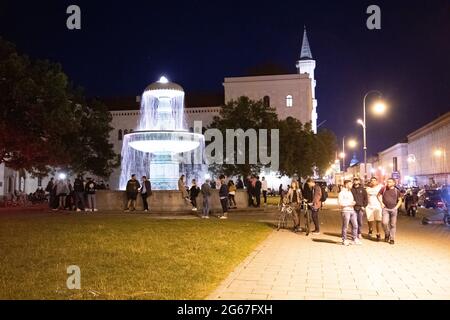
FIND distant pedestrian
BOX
[73,175,85,212]
[302,178,322,234]
[178,175,189,201]
[245,175,254,207]
[189,179,200,211]
[378,178,402,245]
[351,178,368,239]
[140,176,152,212]
[85,178,98,212]
[366,177,383,240]
[201,179,212,218]
[45,178,56,210]
[339,180,361,246]
[55,178,70,210]
[262,177,268,205]
[236,177,244,189]
[219,175,229,219]
[125,174,140,212]
[254,176,262,207]
[228,180,237,209]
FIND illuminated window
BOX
[286,95,293,107]
[118,130,123,141]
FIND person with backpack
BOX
[201,179,212,219]
[85,178,98,212]
[351,177,368,239]
[189,179,200,211]
[377,178,402,245]
[140,176,152,212]
[218,175,229,219]
[73,175,85,212]
[303,178,322,234]
[125,174,140,212]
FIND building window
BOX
[393,157,398,172]
[38,177,42,187]
[118,130,123,141]
[263,96,270,108]
[124,129,129,135]
[286,95,293,107]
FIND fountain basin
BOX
[127,130,204,154]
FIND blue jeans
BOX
[342,210,358,241]
[382,208,398,240]
[203,196,210,216]
[354,209,364,235]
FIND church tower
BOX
[296,27,318,133]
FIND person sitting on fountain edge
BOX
[125,174,141,212]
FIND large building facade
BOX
[0,29,319,196]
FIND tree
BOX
[208,96,279,177]
[314,129,337,176]
[0,37,117,178]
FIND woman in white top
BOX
[365,177,383,240]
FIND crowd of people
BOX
[44,176,105,212]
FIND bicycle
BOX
[277,199,296,231]
[300,199,312,236]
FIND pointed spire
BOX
[300,26,313,60]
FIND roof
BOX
[300,27,313,60]
[100,92,224,111]
[407,111,450,141]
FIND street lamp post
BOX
[358,90,385,182]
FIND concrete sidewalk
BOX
[208,204,450,300]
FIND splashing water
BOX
[119,78,206,190]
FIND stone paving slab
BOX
[208,203,450,300]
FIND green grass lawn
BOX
[0,212,272,300]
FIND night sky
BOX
[1,0,449,159]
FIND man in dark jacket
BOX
[140,176,152,212]
[73,175,85,212]
[351,178,368,239]
[45,178,56,210]
[254,176,262,208]
[125,174,141,212]
[219,175,229,219]
[302,178,322,234]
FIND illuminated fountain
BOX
[119,77,205,190]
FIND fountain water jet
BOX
[119,77,205,190]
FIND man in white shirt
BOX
[262,177,268,205]
[365,177,383,241]
[338,180,361,246]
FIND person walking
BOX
[228,180,237,209]
[140,176,152,212]
[218,175,229,219]
[85,178,98,212]
[262,177,268,206]
[201,179,212,219]
[73,175,85,212]
[378,178,402,245]
[339,180,361,246]
[245,175,254,207]
[125,174,140,212]
[303,178,322,234]
[351,178,368,239]
[366,177,383,240]
[189,179,200,211]
[56,178,70,211]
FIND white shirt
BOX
[366,184,383,208]
[338,188,355,212]
[262,180,268,191]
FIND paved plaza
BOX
[208,200,450,300]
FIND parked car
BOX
[423,189,445,209]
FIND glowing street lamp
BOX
[347,139,358,149]
[357,91,387,181]
[434,149,443,157]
